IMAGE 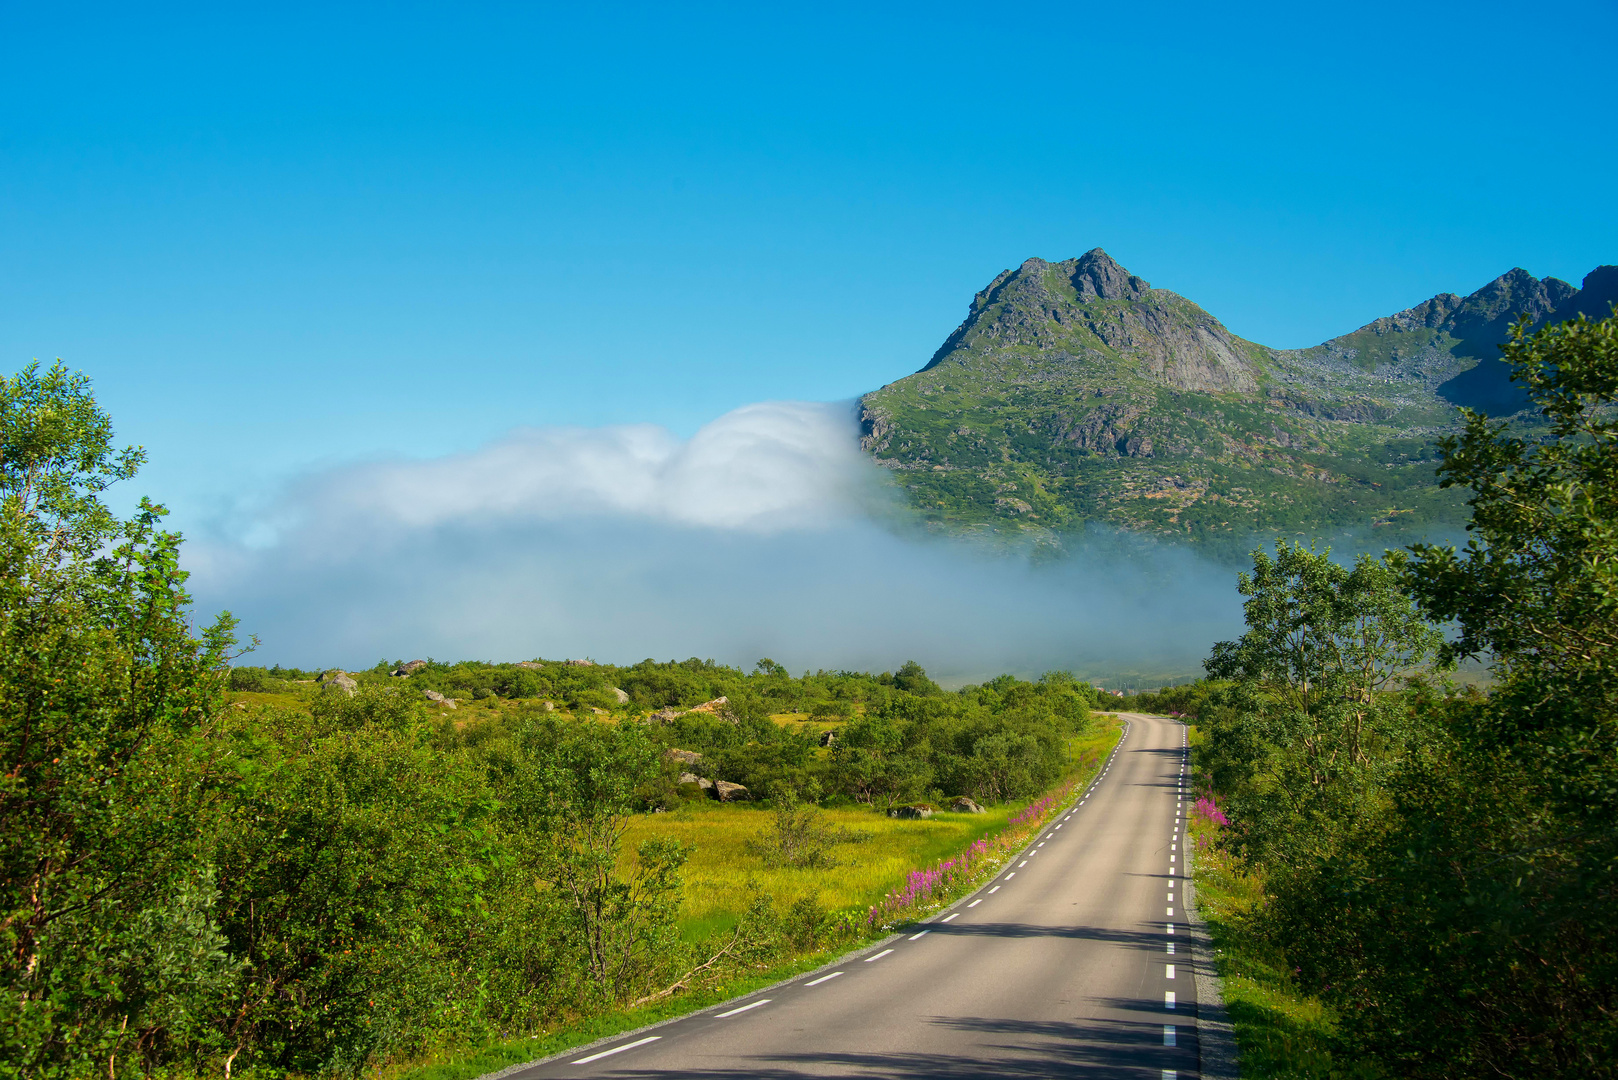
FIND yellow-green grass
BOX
[622,719,1124,940]
[621,801,1016,939]
[1187,726,1385,1080]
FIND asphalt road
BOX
[509,712,1196,1080]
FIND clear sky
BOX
[3,1,1616,526]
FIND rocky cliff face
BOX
[861,252,1616,550]
[921,249,1261,394]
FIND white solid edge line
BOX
[865,949,895,962]
[804,971,843,986]
[574,1036,661,1064]
[716,998,771,1018]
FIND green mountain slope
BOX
[859,251,1615,549]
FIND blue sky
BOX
[3,1,1616,526]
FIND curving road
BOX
[508,712,1196,1079]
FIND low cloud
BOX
[185,401,1245,686]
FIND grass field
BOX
[1187,726,1385,1080]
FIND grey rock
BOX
[888,805,934,820]
[678,772,714,790]
[321,673,358,697]
[715,780,750,802]
[392,659,427,677]
[665,748,704,766]
[950,796,985,814]
[819,730,837,747]
[611,687,630,704]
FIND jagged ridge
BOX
[860,251,1616,551]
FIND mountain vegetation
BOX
[861,250,1617,553]
[1183,310,1618,1077]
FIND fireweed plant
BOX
[865,758,1103,929]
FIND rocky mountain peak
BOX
[1069,248,1151,301]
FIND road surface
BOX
[508,712,1197,1079]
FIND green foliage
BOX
[1200,311,1618,1078]
[0,364,239,1077]
[1200,541,1445,871]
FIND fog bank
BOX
[185,401,1244,686]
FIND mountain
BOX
[859,250,1616,550]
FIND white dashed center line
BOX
[942,913,959,923]
[967,899,982,908]
[1164,1025,1177,1046]
[1165,991,1176,1009]
[865,949,894,962]
[716,999,771,1018]
[804,971,843,986]
[1166,964,1175,979]
[909,929,929,940]
[989,886,1000,894]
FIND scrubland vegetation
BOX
[0,359,1112,1079]
[1177,313,1618,1078]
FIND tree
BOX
[1202,541,1443,869]
[0,362,240,1076]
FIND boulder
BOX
[688,696,729,714]
[888,805,934,820]
[516,661,544,670]
[611,687,630,704]
[819,730,837,747]
[565,659,595,667]
[715,780,751,802]
[321,673,358,697]
[391,659,427,677]
[590,707,608,716]
[664,748,704,766]
[649,707,681,723]
[540,700,556,711]
[950,796,986,814]
[678,772,714,790]
[423,689,459,709]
